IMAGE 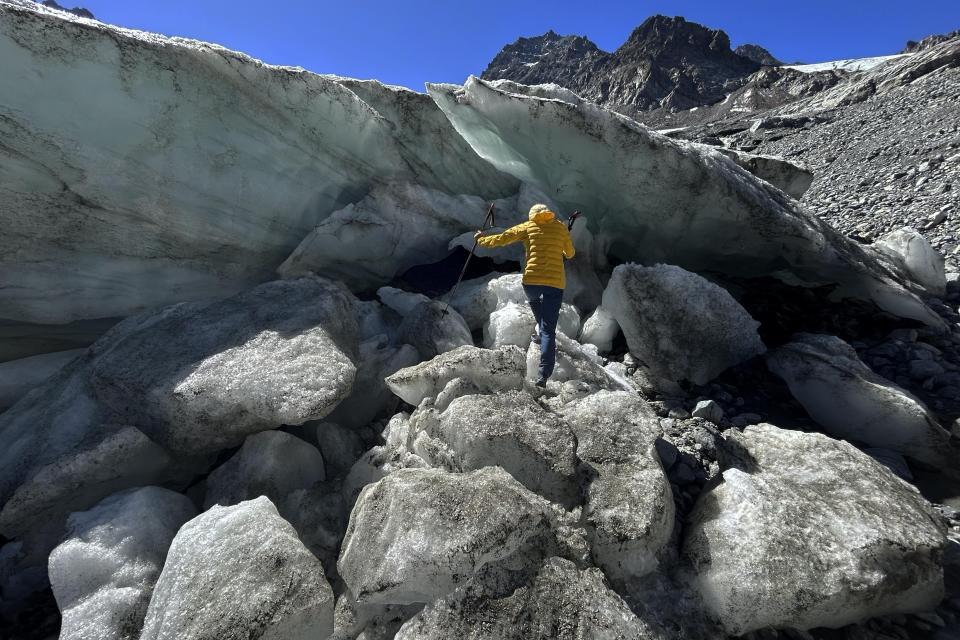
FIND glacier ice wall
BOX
[0,1,514,343]
[426,76,943,328]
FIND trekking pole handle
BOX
[567,210,582,231]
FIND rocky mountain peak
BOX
[39,0,94,19]
[618,15,735,58]
[734,43,783,66]
[903,29,960,53]
[481,14,762,116]
[480,29,607,89]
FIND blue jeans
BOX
[523,284,563,381]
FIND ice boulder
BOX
[395,557,662,640]
[325,338,419,430]
[313,422,366,478]
[279,481,348,573]
[483,301,580,348]
[0,348,84,410]
[377,287,473,360]
[88,276,358,455]
[560,391,673,583]
[426,76,943,328]
[203,430,325,508]
[440,273,510,330]
[603,264,766,386]
[766,333,955,469]
[279,185,517,292]
[1,402,197,561]
[713,148,814,200]
[578,306,620,354]
[871,227,947,296]
[684,424,946,634]
[139,497,334,640]
[398,302,473,361]
[385,345,526,406]
[48,487,196,640]
[340,413,426,504]
[338,467,557,605]
[407,391,579,505]
[526,331,635,394]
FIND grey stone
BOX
[691,399,725,423]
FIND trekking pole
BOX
[567,210,582,231]
[442,202,496,317]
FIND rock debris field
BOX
[0,2,959,640]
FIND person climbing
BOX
[474,203,575,387]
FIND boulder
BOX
[279,481,348,573]
[602,264,766,386]
[483,301,580,348]
[407,391,580,505]
[48,487,196,640]
[385,345,526,406]
[377,287,473,360]
[0,348,84,410]
[579,306,620,354]
[203,430,326,508]
[871,227,947,296]
[139,497,334,640]
[525,332,630,394]
[713,148,814,199]
[325,338,419,430]
[338,467,557,605]
[394,557,664,640]
[397,302,473,361]
[442,273,578,335]
[766,333,955,469]
[559,391,674,582]
[0,276,355,581]
[313,422,367,478]
[684,424,947,634]
[691,399,724,424]
[88,276,358,455]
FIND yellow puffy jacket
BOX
[477,209,575,289]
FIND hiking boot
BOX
[535,377,547,388]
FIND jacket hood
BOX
[529,209,556,223]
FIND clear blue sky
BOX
[65,0,960,90]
